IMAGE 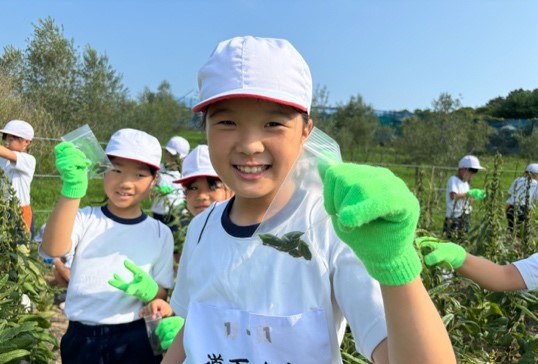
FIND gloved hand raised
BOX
[417,237,467,269]
[318,160,421,286]
[54,142,91,199]
[468,188,486,201]
[108,260,158,302]
[155,316,185,350]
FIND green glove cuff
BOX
[61,183,89,199]
[362,242,422,286]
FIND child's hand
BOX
[417,237,466,269]
[54,142,91,199]
[318,161,421,286]
[155,185,173,194]
[108,260,158,302]
[156,316,185,350]
[139,298,174,318]
[468,188,486,201]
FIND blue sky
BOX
[1,0,537,111]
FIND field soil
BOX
[50,304,67,364]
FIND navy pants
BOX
[61,319,162,364]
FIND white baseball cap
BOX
[0,120,34,141]
[174,145,219,185]
[458,155,485,170]
[192,36,312,113]
[105,128,162,170]
[526,163,538,174]
[165,136,190,158]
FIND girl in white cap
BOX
[506,163,538,231]
[163,36,455,364]
[0,119,35,235]
[41,128,174,363]
[151,135,190,232]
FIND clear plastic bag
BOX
[61,124,112,179]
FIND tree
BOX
[132,80,192,142]
[327,95,378,161]
[395,93,491,166]
[23,17,80,127]
[76,46,132,138]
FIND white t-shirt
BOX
[512,253,538,291]
[0,152,36,205]
[171,192,387,363]
[445,175,470,218]
[151,166,184,215]
[42,206,175,325]
[506,176,538,207]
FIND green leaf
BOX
[0,349,30,364]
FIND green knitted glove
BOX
[155,316,185,350]
[54,142,91,199]
[155,185,173,194]
[318,160,421,285]
[468,188,486,201]
[108,260,158,302]
[417,237,467,269]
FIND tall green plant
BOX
[0,170,58,363]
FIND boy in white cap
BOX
[151,135,190,232]
[41,128,174,363]
[0,119,36,235]
[443,155,486,239]
[163,36,455,363]
[506,163,538,231]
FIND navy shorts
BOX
[61,319,162,364]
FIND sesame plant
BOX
[0,170,58,364]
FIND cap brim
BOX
[192,92,308,113]
[173,173,219,185]
[107,154,161,170]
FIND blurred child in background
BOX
[0,119,36,237]
[151,136,190,232]
[505,163,538,231]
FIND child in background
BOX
[41,128,174,364]
[443,155,486,239]
[176,144,233,217]
[0,119,36,236]
[420,237,537,292]
[139,144,233,350]
[163,36,455,364]
[151,136,190,232]
[505,163,538,231]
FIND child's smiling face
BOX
[205,97,312,212]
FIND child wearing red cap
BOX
[0,119,36,235]
[162,36,455,364]
[41,128,174,363]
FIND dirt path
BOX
[49,303,68,363]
